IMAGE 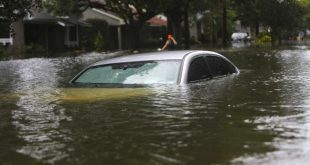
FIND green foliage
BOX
[0,47,4,58]
[89,0,191,26]
[43,0,86,16]
[94,31,105,52]
[256,33,272,44]
[232,0,261,27]
[232,0,305,44]
[298,0,310,30]
[80,19,108,51]
[23,43,46,55]
[44,0,74,16]
[0,0,42,24]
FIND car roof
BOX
[92,50,220,66]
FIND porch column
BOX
[117,26,122,50]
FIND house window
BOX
[0,25,10,38]
[0,21,12,46]
[65,25,78,47]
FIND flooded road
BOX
[1,47,310,164]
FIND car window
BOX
[73,60,181,84]
[204,56,237,77]
[187,57,212,82]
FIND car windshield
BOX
[73,60,181,84]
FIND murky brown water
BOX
[1,47,310,164]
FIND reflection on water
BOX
[12,58,71,163]
[1,49,310,164]
[232,49,310,165]
[0,52,125,163]
[59,88,151,101]
[231,41,251,48]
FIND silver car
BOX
[70,50,239,85]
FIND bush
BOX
[94,31,105,52]
[0,48,4,59]
[24,43,46,54]
[259,35,272,43]
[255,32,272,44]
[80,19,109,51]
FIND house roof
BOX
[23,10,90,27]
[147,15,167,27]
[81,8,125,26]
[24,10,58,23]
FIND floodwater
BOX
[1,46,310,164]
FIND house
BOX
[80,8,167,50]
[21,10,88,53]
[1,7,169,53]
[146,15,167,27]
[0,10,90,53]
[80,8,125,50]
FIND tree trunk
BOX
[271,30,276,46]
[255,21,259,37]
[132,26,141,51]
[184,10,190,49]
[212,20,217,46]
[167,14,173,35]
[278,32,282,46]
[222,0,227,47]
[130,22,142,51]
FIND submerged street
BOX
[1,46,310,164]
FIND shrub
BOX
[94,31,105,52]
[255,32,272,44]
[259,35,272,43]
[25,44,46,54]
[80,19,108,51]
[0,48,4,59]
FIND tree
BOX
[0,0,42,24]
[233,0,305,45]
[43,0,83,16]
[222,0,228,47]
[190,0,234,46]
[232,0,261,37]
[298,0,310,30]
[258,0,304,45]
[0,0,42,39]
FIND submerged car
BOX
[70,50,239,85]
[231,32,251,42]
